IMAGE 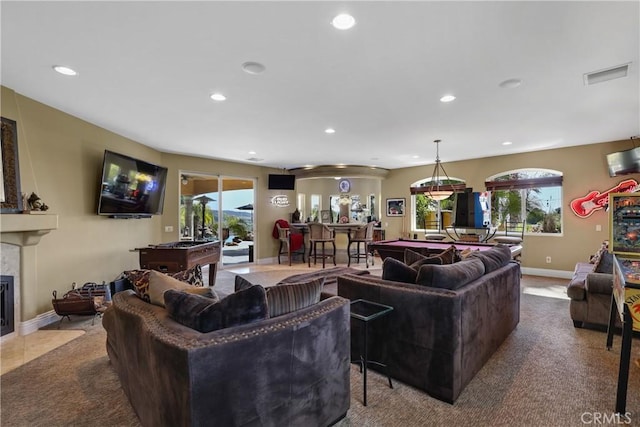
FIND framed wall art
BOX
[386,198,405,217]
[1,117,23,213]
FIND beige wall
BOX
[382,141,640,272]
[2,84,638,322]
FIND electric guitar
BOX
[570,179,639,218]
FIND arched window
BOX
[485,169,563,234]
[410,177,466,233]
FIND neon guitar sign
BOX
[570,179,639,218]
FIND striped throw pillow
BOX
[266,278,324,318]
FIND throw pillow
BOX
[267,278,324,317]
[171,264,204,287]
[234,275,323,317]
[438,245,461,264]
[164,285,268,333]
[467,245,511,273]
[148,270,217,307]
[235,275,254,292]
[459,248,479,259]
[415,258,485,290]
[382,257,419,284]
[404,249,443,269]
[595,251,613,274]
[125,264,205,302]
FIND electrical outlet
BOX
[596,224,602,232]
[164,226,174,232]
[545,256,551,264]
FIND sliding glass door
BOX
[179,173,255,266]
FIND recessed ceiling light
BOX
[241,62,266,75]
[502,141,513,146]
[499,78,522,89]
[332,14,356,30]
[412,155,420,159]
[248,151,256,155]
[440,95,456,103]
[52,65,78,76]
[210,93,226,101]
[325,128,336,134]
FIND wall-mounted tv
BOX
[607,147,640,177]
[268,174,295,190]
[97,150,168,217]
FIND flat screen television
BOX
[607,147,640,177]
[97,150,168,217]
[268,174,295,190]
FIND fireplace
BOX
[1,276,15,336]
[0,213,58,337]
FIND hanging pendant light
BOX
[426,139,454,201]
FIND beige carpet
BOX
[1,273,639,427]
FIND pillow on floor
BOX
[148,270,217,307]
[234,275,323,317]
[125,264,204,302]
[164,285,268,333]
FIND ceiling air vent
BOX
[246,157,264,162]
[584,63,630,85]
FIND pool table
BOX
[369,239,522,262]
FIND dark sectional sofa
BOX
[337,245,521,403]
[103,287,351,427]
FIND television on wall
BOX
[97,150,168,217]
[268,174,295,190]
[607,147,640,177]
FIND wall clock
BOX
[338,179,350,193]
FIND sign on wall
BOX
[270,195,290,208]
[570,179,638,218]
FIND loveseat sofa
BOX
[337,245,521,404]
[103,270,351,427]
[566,245,616,329]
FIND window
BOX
[310,194,321,221]
[485,169,563,234]
[410,178,465,232]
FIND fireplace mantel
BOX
[0,214,58,246]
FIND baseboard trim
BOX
[19,310,59,335]
[521,267,573,279]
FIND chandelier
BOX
[425,139,454,201]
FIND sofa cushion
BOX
[467,245,512,273]
[126,264,204,302]
[234,275,323,317]
[147,270,217,307]
[415,258,485,290]
[382,257,418,283]
[164,285,268,333]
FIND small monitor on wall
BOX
[268,174,295,190]
[607,147,640,177]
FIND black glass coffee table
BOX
[350,299,394,406]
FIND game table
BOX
[369,239,522,262]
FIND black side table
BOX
[350,299,394,406]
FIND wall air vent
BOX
[584,63,630,85]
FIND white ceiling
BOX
[2,1,638,171]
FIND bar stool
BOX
[308,223,336,268]
[348,222,374,268]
